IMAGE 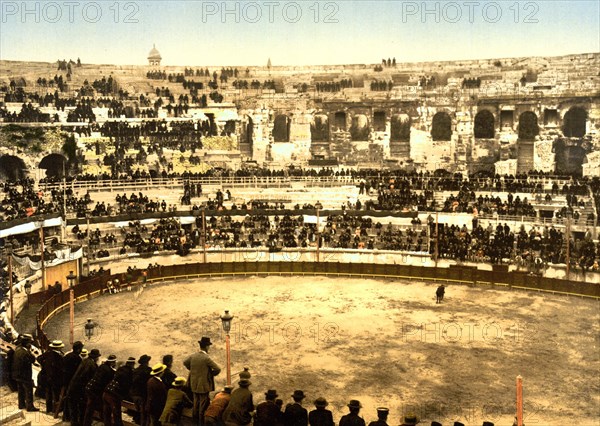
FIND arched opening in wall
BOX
[431,112,452,141]
[390,114,411,142]
[350,114,370,141]
[474,110,495,138]
[373,111,386,132]
[334,111,347,131]
[518,111,539,140]
[562,107,587,137]
[554,139,586,176]
[245,117,254,145]
[311,114,329,142]
[223,120,236,136]
[39,153,67,178]
[500,110,514,129]
[272,115,290,142]
[544,109,558,127]
[0,155,27,180]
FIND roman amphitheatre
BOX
[1,49,599,426]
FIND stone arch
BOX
[518,111,539,140]
[474,110,495,139]
[39,153,67,178]
[311,114,329,142]
[390,114,411,142]
[431,111,452,141]
[350,114,369,141]
[0,155,27,180]
[272,114,290,142]
[562,106,587,137]
[334,111,347,131]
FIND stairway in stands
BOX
[517,141,535,174]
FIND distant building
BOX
[148,44,162,66]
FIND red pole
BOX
[226,333,231,386]
[516,375,523,426]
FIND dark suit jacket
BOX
[63,351,82,388]
[12,345,36,382]
[255,400,281,426]
[67,357,98,397]
[38,349,64,386]
[339,413,365,426]
[145,376,167,418]
[284,403,308,426]
[309,408,334,426]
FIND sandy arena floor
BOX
[43,276,600,426]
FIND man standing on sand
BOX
[184,337,221,425]
[436,284,445,304]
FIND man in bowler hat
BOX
[184,336,221,424]
[308,397,334,426]
[12,334,39,412]
[339,400,365,426]
[255,389,281,426]
[283,390,308,426]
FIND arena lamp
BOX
[66,270,77,288]
[220,310,234,333]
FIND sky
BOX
[0,0,598,66]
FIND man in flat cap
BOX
[205,385,234,426]
[184,337,221,425]
[339,400,365,426]
[367,408,389,426]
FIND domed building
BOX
[148,44,162,66]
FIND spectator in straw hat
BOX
[283,390,308,426]
[308,397,334,426]
[223,378,255,426]
[184,336,221,424]
[255,389,281,426]
[146,363,168,426]
[205,385,234,426]
[102,356,135,426]
[12,334,39,412]
[339,400,365,426]
[160,377,193,426]
[37,339,65,413]
[399,414,419,426]
[66,348,101,425]
[367,408,389,426]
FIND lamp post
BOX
[39,223,46,291]
[220,310,234,386]
[6,243,13,324]
[66,270,77,345]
